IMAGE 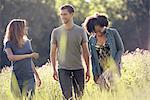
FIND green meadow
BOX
[0,49,150,100]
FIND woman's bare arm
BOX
[5,48,39,61]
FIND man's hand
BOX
[86,69,90,82]
[53,70,58,81]
[82,42,90,83]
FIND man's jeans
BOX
[58,69,84,100]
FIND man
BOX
[50,4,90,100]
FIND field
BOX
[0,49,150,100]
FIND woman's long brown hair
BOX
[4,19,28,48]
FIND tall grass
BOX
[0,49,150,100]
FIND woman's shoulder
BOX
[89,35,95,40]
[4,40,14,49]
[89,35,96,45]
[25,38,31,42]
[24,39,32,46]
[5,40,13,46]
[106,27,118,35]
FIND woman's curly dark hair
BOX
[83,13,109,35]
[94,13,108,27]
[82,16,97,35]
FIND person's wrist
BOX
[86,67,90,72]
[27,54,32,58]
[53,68,57,72]
[36,77,40,80]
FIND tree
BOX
[0,0,59,66]
[0,0,5,69]
[0,0,149,67]
[116,0,150,50]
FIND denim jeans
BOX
[58,69,84,100]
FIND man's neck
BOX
[63,20,74,30]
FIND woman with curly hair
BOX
[83,13,124,89]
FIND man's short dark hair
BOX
[60,4,75,13]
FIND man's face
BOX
[60,9,73,24]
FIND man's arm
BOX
[50,43,58,81]
[82,42,90,82]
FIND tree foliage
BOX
[0,0,149,66]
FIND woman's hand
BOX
[36,77,41,87]
[31,52,39,59]
[97,75,110,89]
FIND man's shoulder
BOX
[74,24,84,31]
[52,25,63,33]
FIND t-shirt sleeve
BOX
[50,29,57,45]
[4,41,12,49]
[81,29,88,44]
[28,40,33,53]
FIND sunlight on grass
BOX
[0,49,150,100]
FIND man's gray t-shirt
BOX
[51,24,88,70]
